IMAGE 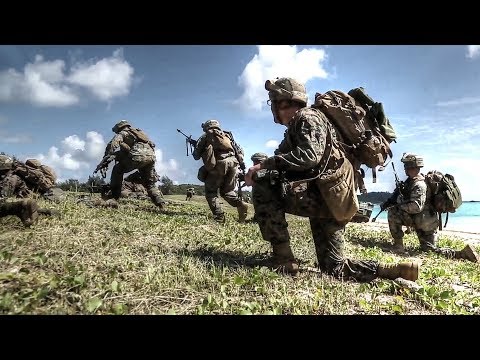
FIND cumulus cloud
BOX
[265,140,279,149]
[154,148,179,174]
[0,49,134,107]
[235,45,329,111]
[67,49,134,102]
[466,45,480,59]
[31,131,106,180]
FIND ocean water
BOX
[368,201,480,233]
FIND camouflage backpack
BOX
[312,87,396,193]
[424,170,462,229]
[15,159,57,193]
[129,142,156,163]
[205,128,235,154]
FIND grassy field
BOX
[1,193,479,315]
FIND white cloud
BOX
[265,140,279,148]
[0,48,134,107]
[235,45,329,111]
[0,56,79,107]
[30,131,107,180]
[436,96,480,107]
[0,130,32,144]
[155,149,179,177]
[85,131,106,160]
[2,134,33,144]
[62,135,85,152]
[67,48,134,102]
[466,45,480,59]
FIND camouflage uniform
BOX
[120,171,149,199]
[99,120,164,208]
[250,77,419,281]
[385,153,479,262]
[0,155,32,199]
[193,119,248,222]
[186,187,195,201]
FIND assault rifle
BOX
[176,129,197,156]
[94,154,116,178]
[372,163,405,222]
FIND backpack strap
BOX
[443,212,449,229]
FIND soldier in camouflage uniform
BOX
[186,187,195,201]
[120,171,150,200]
[248,152,268,222]
[192,119,248,223]
[96,120,165,208]
[0,199,39,227]
[244,77,419,281]
[0,155,32,199]
[381,153,479,262]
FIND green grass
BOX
[1,193,479,314]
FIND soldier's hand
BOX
[245,164,261,186]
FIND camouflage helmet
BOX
[401,153,424,168]
[112,120,131,133]
[265,77,308,106]
[0,155,14,171]
[251,152,268,164]
[202,119,220,131]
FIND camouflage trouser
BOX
[186,191,193,201]
[252,176,378,282]
[204,157,242,218]
[0,174,32,199]
[388,206,455,258]
[110,159,163,206]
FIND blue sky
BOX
[1,45,480,200]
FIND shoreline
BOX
[361,220,480,245]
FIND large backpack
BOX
[312,87,396,193]
[15,159,57,193]
[424,170,462,230]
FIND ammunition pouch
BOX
[197,165,208,183]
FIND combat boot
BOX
[377,261,419,281]
[269,242,299,276]
[237,201,248,223]
[0,199,39,227]
[455,244,480,263]
[392,238,406,254]
[152,195,165,210]
[213,213,225,223]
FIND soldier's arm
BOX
[192,134,207,160]
[104,133,125,156]
[262,115,326,172]
[274,131,289,155]
[398,181,427,214]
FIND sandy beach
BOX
[363,220,480,246]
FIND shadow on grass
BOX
[170,246,278,270]
[348,235,425,257]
